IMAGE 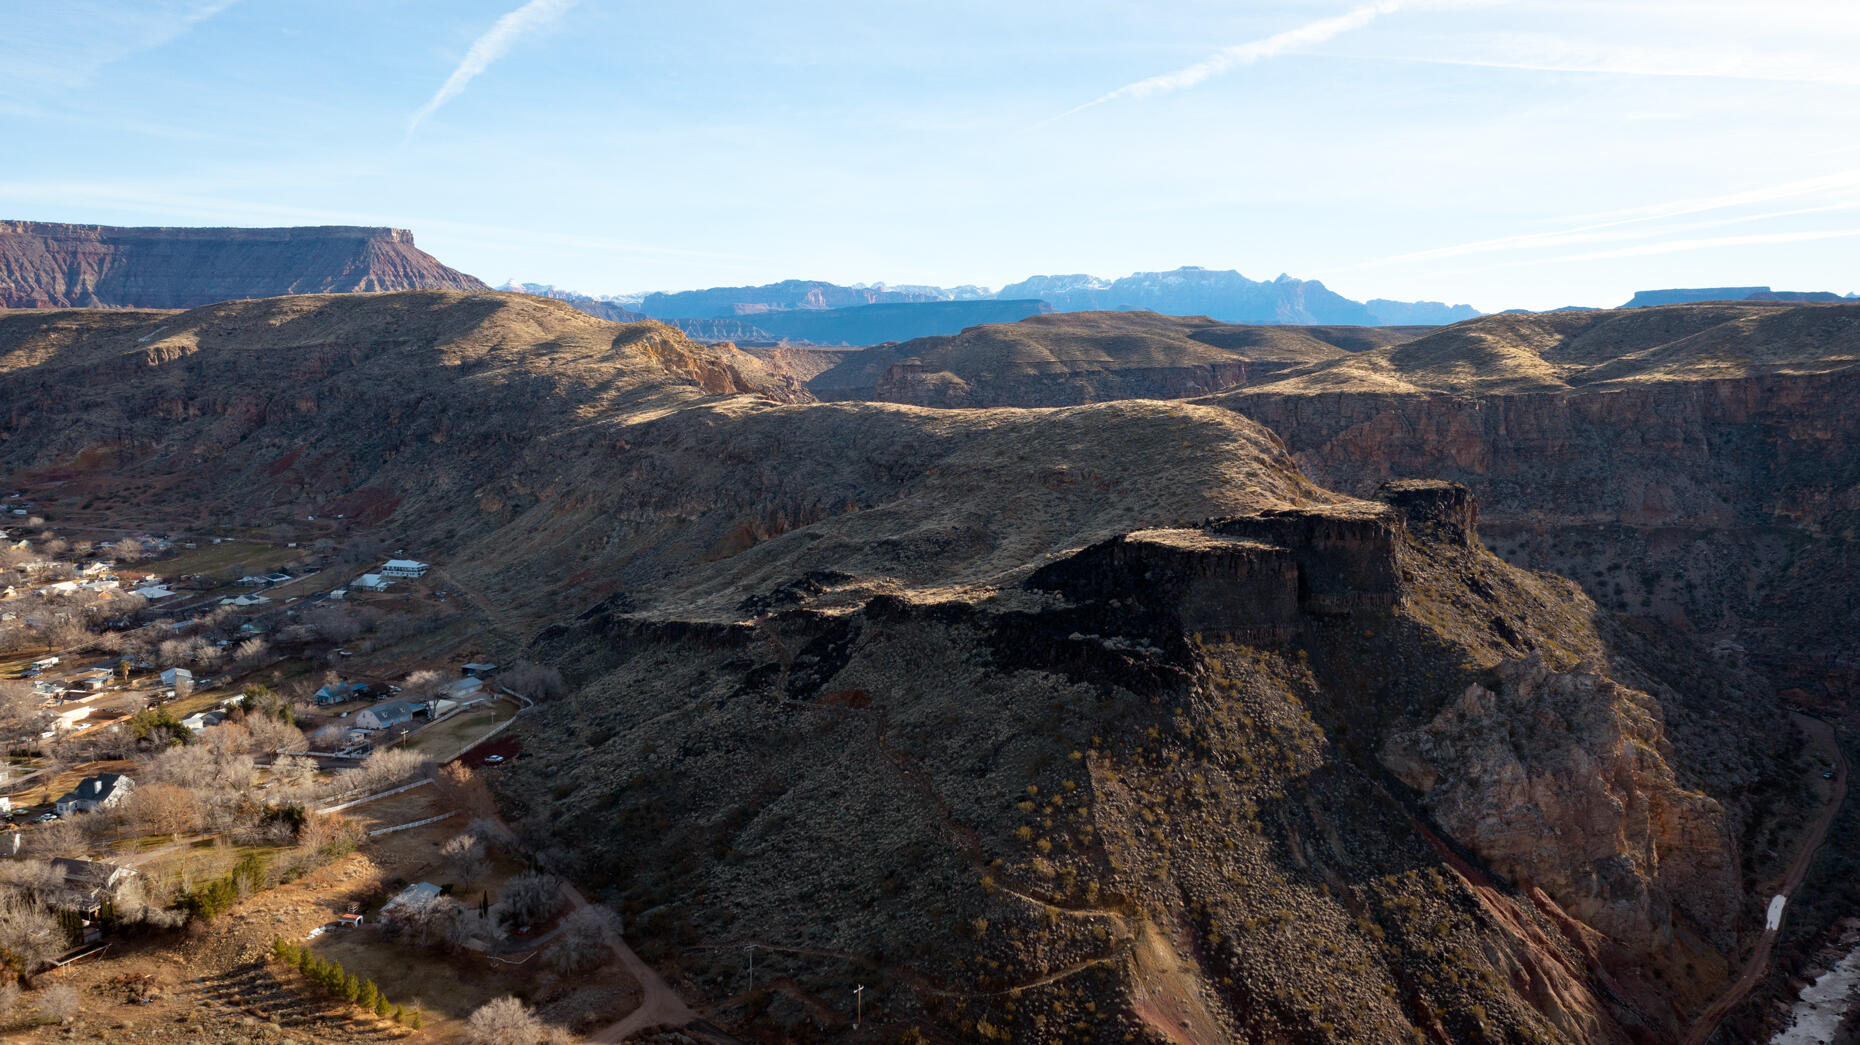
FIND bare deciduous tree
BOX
[465,996,546,1045]
[0,896,62,979]
[547,904,620,973]
[23,820,86,858]
[441,832,488,882]
[433,761,495,817]
[398,669,447,704]
[269,753,318,792]
[498,871,560,929]
[125,782,203,838]
[395,894,467,952]
[500,662,565,702]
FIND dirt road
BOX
[1685,711,1849,1045]
[571,880,706,1042]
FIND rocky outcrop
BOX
[1218,371,1860,698]
[0,220,486,309]
[1381,655,1736,955]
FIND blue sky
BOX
[3,0,1857,311]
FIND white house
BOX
[180,710,227,733]
[352,574,391,592]
[161,667,193,689]
[355,700,416,730]
[55,774,133,815]
[380,559,429,578]
[133,584,176,601]
[382,881,442,918]
[54,706,92,733]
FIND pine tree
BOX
[343,973,362,1004]
[358,980,379,1011]
[408,1009,424,1030]
[374,994,392,1018]
[391,1004,405,1024]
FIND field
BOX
[147,540,300,579]
[404,703,516,762]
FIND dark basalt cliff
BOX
[0,220,486,309]
[1218,371,1860,701]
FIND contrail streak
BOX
[408,0,577,133]
[1056,1,1404,120]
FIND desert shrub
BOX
[466,996,546,1045]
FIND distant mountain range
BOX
[505,267,1482,345]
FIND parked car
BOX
[35,812,59,823]
[482,754,506,765]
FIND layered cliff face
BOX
[516,480,1778,1043]
[1214,303,1860,701]
[0,293,1796,1042]
[0,220,487,309]
[0,291,808,553]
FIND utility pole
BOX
[854,984,865,1029]
[744,944,757,991]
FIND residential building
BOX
[382,881,441,918]
[314,681,371,706]
[55,773,134,815]
[180,710,227,733]
[460,662,498,677]
[160,667,193,689]
[49,858,139,914]
[355,700,416,730]
[352,574,391,592]
[380,559,429,578]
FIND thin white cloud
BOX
[1546,227,1860,263]
[1056,1,1407,119]
[408,0,578,133]
[1375,50,1860,88]
[2,1,242,100]
[1345,167,1860,269]
[1418,227,1860,279]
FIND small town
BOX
[0,496,641,1043]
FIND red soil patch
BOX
[314,485,400,525]
[457,735,523,767]
[265,447,304,477]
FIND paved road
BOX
[1686,711,1849,1045]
